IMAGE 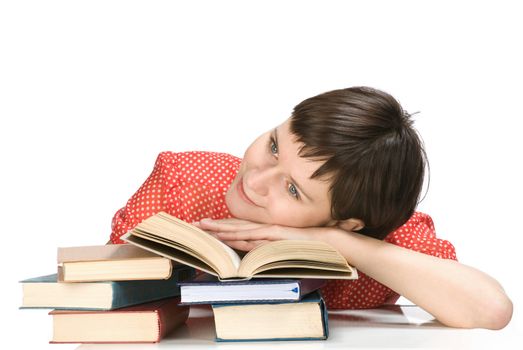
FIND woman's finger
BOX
[215,227,278,241]
[199,218,267,232]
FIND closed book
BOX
[212,291,328,341]
[20,265,195,310]
[179,274,326,304]
[57,244,173,282]
[49,297,189,343]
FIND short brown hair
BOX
[290,87,427,239]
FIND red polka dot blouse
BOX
[110,151,458,309]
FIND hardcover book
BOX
[20,265,195,310]
[122,211,357,281]
[179,274,326,304]
[49,297,189,343]
[212,291,328,341]
[57,244,173,282]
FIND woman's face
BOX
[225,118,335,227]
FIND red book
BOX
[49,297,189,343]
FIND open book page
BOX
[122,232,222,277]
[214,239,241,271]
[129,212,239,278]
[237,240,355,279]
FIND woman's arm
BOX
[323,228,513,330]
[198,218,513,330]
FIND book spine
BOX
[111,266,195,309]
[298,279,327,299]
[57,265,64,282]
[156,299,190,341]
[320,293,329,339]
[215,336,328,342]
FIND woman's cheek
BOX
[266,202,304,227]
[269,203,330,227]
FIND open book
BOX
[121,212,357,281]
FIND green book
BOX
[20,265,195,310]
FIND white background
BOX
[1,1,521,348]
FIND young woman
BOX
[108,87,512,330]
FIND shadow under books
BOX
[328,304,445,329]
[74,305,448,349]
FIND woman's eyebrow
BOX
[274,127,314,202]
[273,127,279,145]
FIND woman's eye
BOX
[288,183,299,199]
[270,139,278,155]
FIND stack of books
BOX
[179,275,330,341]
[120,212,359,342]
[20,244,195,344]
[21,212,358,343]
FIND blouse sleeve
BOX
[384,212,458,261]
[109,152,179,244]
[321,212,458,309]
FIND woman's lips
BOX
[237,177,259,207]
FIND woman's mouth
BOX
[237,177,259,207]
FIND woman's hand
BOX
[193,218,330,251]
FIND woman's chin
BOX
[225,192,243,218]
[225,199,256,222]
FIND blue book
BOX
[212,291,328,342]
[20,265,195,310]
[179,274,326,304]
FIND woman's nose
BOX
[245,167,277,197]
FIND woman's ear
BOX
[329,218,365,232]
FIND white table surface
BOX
[74,304,520,350]
[14,303,522,349]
